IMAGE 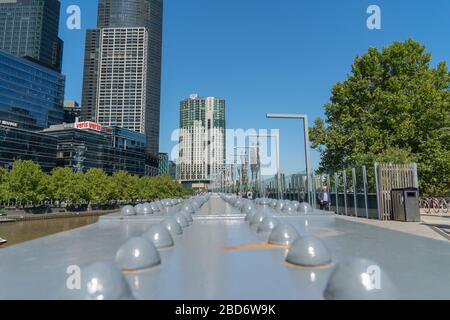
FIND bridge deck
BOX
[1,195,450,300]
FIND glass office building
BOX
[0,125,57,172]
[63,101,81,124]
[158,152,169,175]
[112,126,146,152]
[0,50,65,131]
[43,122,157,176]
[0,0,64,72]
[168,160,177,180]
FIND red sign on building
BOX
[74,121,112,133]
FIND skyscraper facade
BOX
[0,50,65,130]
[0,0,64,72]
[81,0,163,156]
[179,94,226,185]
[158,152,169,175]
[80,29,100,123]
[96,27,148,133]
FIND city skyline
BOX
[1,1,449,304]
[0,0,161,177]
[58,0,450,175]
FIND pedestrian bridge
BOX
[0,194,449,300]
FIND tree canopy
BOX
[5,160,47,205]
[0,160,190,206]
[0,166,8,202]
[310,39,450,196]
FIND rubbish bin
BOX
[391,188,421,222]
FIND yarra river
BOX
[0,216,99,248]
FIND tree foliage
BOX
[83,168,112,205]
[0,166,8,202]
[5,160,47,205]
[0,161,190,206]
[47,167,76,205]
[310,39,450,196]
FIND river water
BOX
[0,216,99,248]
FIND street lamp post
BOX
[248,133,281,200]
[227,152,239,194]
[266,113,314,206]
[234,146,258,196]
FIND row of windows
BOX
[0,65,64,93]
[0,52,63,83]
[98,81,144,85]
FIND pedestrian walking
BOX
[319,186,330,211]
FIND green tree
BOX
[68,172,88,205]
[83,168,113,208]
[0,166,9,202]
[6,160,46,206]
[47,167,76,205]
[126,174,141,202]
[310,39,450,196]
[139,177,157,200]
[138,175,187,200]
[111,171,141,202]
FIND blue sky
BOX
[59,0,450,175]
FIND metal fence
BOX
[314,166,379,219]
[215,162,418,221]
[256,163,418,220]
[374,163,418,220]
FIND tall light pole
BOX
[227,152,239,194]
[248,133,281,200]
[266,113,314,206]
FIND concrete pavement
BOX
[336,214,450,242]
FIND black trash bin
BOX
[391,188,421,222]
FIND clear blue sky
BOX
[59,0,450,175]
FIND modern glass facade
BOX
[158,152,168,175]
[98,0,152,28]
[111,126,146,153]
[0,50,65,131]
[0,0,63,72]
[63,101,81,124]
[81,0,163,156]
[168,160,177,180]
[0,126,57,172]
[80,29,100,122]
[43,123,156,176]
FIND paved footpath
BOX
[2,209,117,221]
[2,196,450,299]
[336,214,450,242]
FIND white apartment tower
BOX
[96,28,148,133]
[179,94,226,184]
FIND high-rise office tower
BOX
[0,0,64,72]
[0,49,65,130]
[81,0,163,156]
[179,94,226,185]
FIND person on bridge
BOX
[319,186,330,211]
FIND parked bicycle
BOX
[420,197,449,214]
